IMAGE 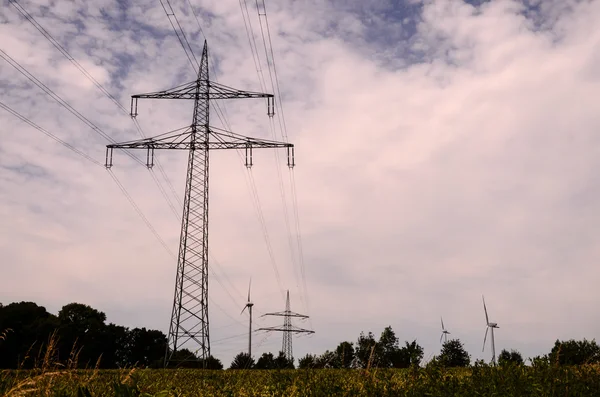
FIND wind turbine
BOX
[241,279,254,358]
[482,295,499,364]
[440,317,450,343]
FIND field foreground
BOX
[2,365,600,396]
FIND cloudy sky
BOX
[1,0,600,366]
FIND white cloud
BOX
[1,0,600,366]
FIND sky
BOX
[1,0,600,366]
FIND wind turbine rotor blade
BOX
[483,295,489,325]
[248,278,252,302]
[241,304,248,315]
[440,333,443,343]
[441,316,445,331]
[483,326,489,352]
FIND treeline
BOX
[289,327,600,370]
[1,301,599,370]
[0,301,168,369]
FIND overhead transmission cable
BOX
[0,101,102,167]
[0,100,179,264]
[257,0,310,318]
[0,48,146,167]
[7,0,184,220]
[244,0,310,316]
[8,0,246,309]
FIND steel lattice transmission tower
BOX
[258,290,314,361]
[105,41,295,367]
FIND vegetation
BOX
[3,300,600,395]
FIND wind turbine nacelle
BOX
[489,322,498,327]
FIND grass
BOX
[3,364,600,396]
[2,335,600,396]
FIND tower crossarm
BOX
[130,81,275,116]
[257,325,315,334]
[105,127,294,168]
[261,311,309,319]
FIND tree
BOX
[298,353,317,369]
[549,339,600,365]
[57,303,108,367]
[200,355,223,369]
[438,339,470,367]
[355,331,377,368]
[0,302,59,368]
[229,352,255,369]
[98,324,129,368]
[316,350,336,368]
[377,326,399,368]
[335,341,355,368]
[393,340,424,368]
[275,351,294,369]
[124,328,167,368]
[498,349,524,366]
[255,352,276,369]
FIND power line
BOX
[8,0,127,114]
[0,100,102,167]
[8,0,185,223]
[107,169,176,258]
[245,0,309,315]
[0,48,145,167]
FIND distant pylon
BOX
[258,290,314,362]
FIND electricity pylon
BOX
[258,290,314,362]
[105,41,294,367]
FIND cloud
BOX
[1,0,600,366]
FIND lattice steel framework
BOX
[105,41,294,367]
[258,290,313,361]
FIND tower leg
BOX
[165,142,210,366]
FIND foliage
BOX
[0,302,168,369]
[255,352,276,369]
[229,352,254,369]
[274,351,294,369]
[335,341,355,368]
[438,339,471,367]
[549,339,600,365]
[393,340,424,368]
[297,354,317,369]
[498,349,524,366]
[354,331,377,368]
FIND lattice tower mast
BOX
[105,41,295,367]
[258,290,314,361]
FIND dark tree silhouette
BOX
[355,331,377,368]
[229,352,255,369]
[275,351,294,369]
[498,349,524,366]
[298,353,317,369]
[255,352,276,369]
[335,341,355,368]
[0,302,59,368]
[549,339,600,365]
[392,340,424,368]
[438,339,470,367]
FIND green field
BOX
[3,364,600,396]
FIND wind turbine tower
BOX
[440,317,450,343]
[241,279,254,358]
[482,296,500,364]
